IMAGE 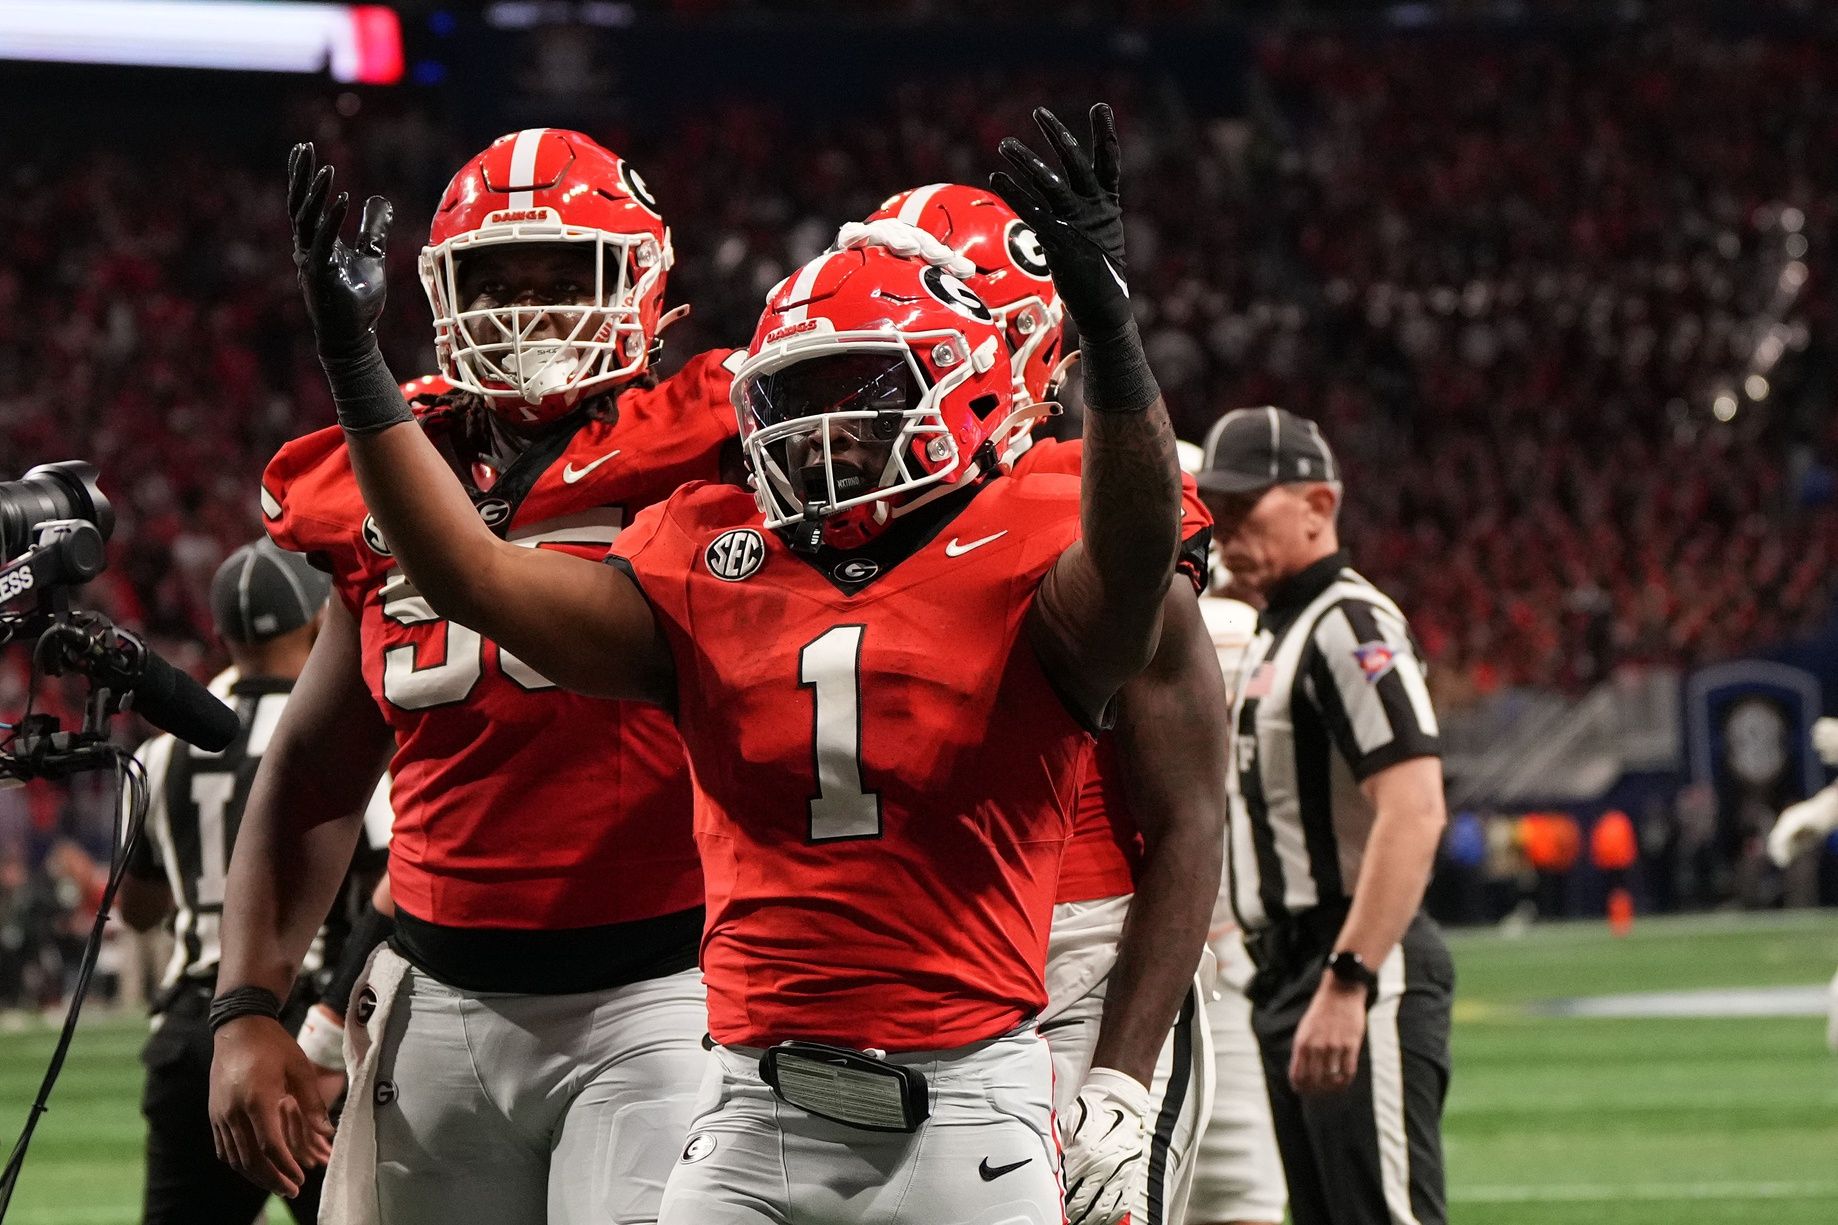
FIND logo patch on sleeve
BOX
[706,528,766,581]
[1352,642,1396,683]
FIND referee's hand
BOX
[1290,975,1369,1095]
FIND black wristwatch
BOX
[1325,950,1379,1001]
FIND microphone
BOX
[125,641,240,751]
[48,616,240,751]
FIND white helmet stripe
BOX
[894,182,948,227]
[505,127,548,210]
[776,252,838,326]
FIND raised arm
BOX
[285,144,671,704]
[994,107,1181,725]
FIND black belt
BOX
[391,905,703,995]
[1242,900,1351,977]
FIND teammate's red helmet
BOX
[733,245,1012,549]
[867,184,1065,409]
[418,128,672,425]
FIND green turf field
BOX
[0,910,1835,1224]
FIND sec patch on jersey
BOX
[705,528,767,581]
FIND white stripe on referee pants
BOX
[1367,946,1421,1225]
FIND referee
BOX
[1194,408,1453,1225]
[117,538,361,1225]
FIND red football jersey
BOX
[610,473,1095,1051]
[261,350,743,930]
[1011,437,1214,904]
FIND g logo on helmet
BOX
[921,265,994,322]
[621,161,661,218]
[706,528,766,582]
[681,1134,716,1164]
[1004,219,1052,280]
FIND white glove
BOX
[1812,717,1838,768]
[1060,1067,1152,1225]
[1766,787,1838,868]
[833,219,975,278]
[295,1001,347,1072]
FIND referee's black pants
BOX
[1247,910,1453,1225]
[140,986,324,1225]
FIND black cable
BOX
[0,744,150,1220]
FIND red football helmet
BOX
[733,246,1013,549]
[867,184,1066,411]
[418,128,672,425]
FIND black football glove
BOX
[289,142,394,361]
[990,104,1131,342]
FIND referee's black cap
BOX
[1193,406,1338,495]
[209,537,331,644]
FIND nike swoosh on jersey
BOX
[561,450,621,483]
[944,531,1008,557]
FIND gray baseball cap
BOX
[209,537,331,644]
[1193,406,1338,495]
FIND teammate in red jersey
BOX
[852,186,1228,1224]
[275,104,1182,1224]
[210,129,740,1225]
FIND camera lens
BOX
[0,462,114,562]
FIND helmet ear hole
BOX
[969,393,1001,419]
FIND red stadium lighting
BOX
[0,1,405,84]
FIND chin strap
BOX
[790,508,827,554]
[993,399,1059,467]
[1043,348,1081,408]
[648,304,692,368]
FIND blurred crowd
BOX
[3,21,1837,982]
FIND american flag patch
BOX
[1352,642,1396,683]
[1244,661,1275,698]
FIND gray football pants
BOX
[659,1028,1061,1225]
[368,963,707,1225]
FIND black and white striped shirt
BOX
[1225,550,1441,932]
[125,675,393,994]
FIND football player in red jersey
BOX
[274,104,1182,1224]
[849,185,1229,1225]
[209,129,743,1224]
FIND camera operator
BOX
[117,538,385,1225]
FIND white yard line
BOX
[1455,1181,1838,1203]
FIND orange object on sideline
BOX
[1607,886,1635,936]
[1591,809,1639,871]
[1518,812,1583,873]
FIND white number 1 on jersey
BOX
[800,625,882,842]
